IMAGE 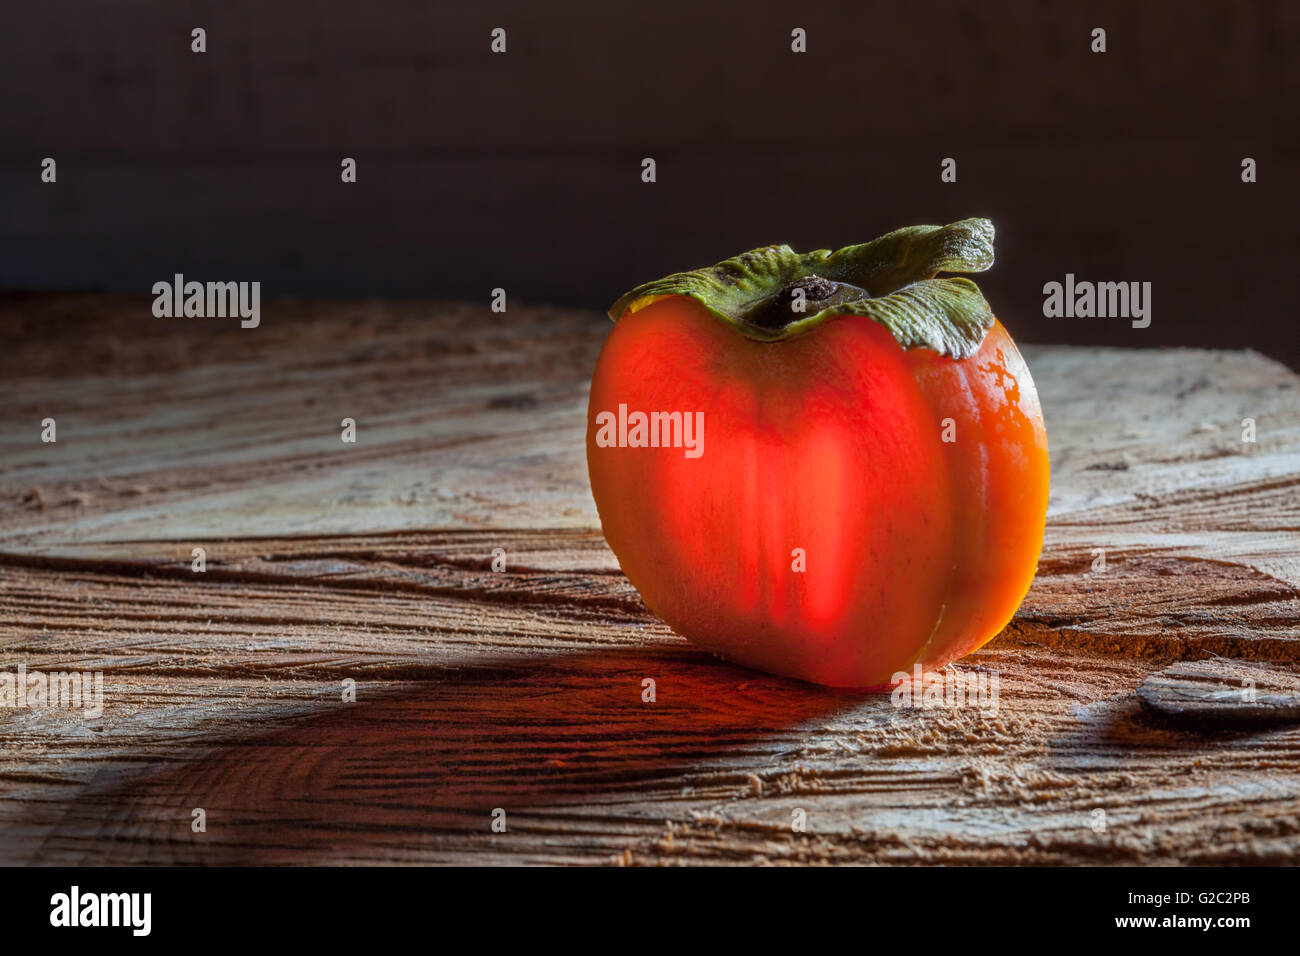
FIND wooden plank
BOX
[1,293,1298,865]
[1137,660,1300,727]
[1,550,1298,865]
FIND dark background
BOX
[1,0,1295,366]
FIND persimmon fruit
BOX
[586,219,1049,688]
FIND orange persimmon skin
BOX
[586,296,1049,688]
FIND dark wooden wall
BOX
[0,0,1294,364]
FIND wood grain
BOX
[1,293,1298,865]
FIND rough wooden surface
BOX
[1,293,1298,865]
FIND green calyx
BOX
[608,218,997,359]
